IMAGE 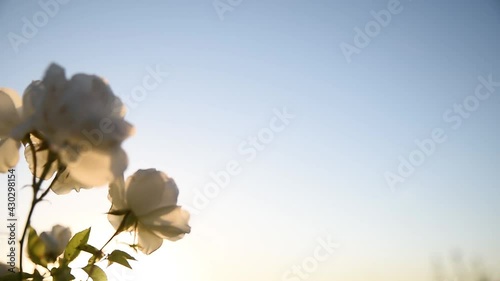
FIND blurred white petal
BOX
[24,138,58,179]
[50,169,90,195]
[50,225,72,250]
[108,176,127,210]
[0,138,20,172]
[140,207,191,240]
[137,223,163,255]
[22,80,44,119]
[126,169,179,217]
[65,147,127,187]
[40,225,71,262]
[0,88,22,137]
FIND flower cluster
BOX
[0,63,191,280]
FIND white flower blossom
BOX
[108,169,191,255]
[16,63,134,192]
[39,225,72,262]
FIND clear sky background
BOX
[1,1,500,280]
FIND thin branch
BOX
[18,151,57,280]
[86,211,132,281]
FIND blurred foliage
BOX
[431,250,499,281]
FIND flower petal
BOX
[7,82,40,141]
[43,64,67,96]
[39,232,59,260]
[64,147,128,187]
[9,117,34,141]
[22,80,44,119]
[40,225,71,262]
[137,223,163,255]
[52,225,71,256]
[108,176,127,210]
[51,225,71,243]
[0,138,20,172]
[107,213,125,231]
[126,169,179,217]
[0,88,22,138]
[24,137,58,180]
[50,168,90,195]
[139,206,191,240]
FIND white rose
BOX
[108,169,191,255]
[39,225,72,263]
[18,63,134,191]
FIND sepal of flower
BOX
[107,209,138,233]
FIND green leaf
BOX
[107,250,136,269]
[82,265,107,281]
[51,265,75,281]
[63,227,91,264]
[81,244,104,265]
[79,244,103,258]
[27,227,47,267]
[109,250,136,261]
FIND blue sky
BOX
[1,1,500,280]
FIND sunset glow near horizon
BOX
[1,1,500,280]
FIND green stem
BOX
[18,151,57,281]
[85,211,132,281]
[18,186,37,281]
